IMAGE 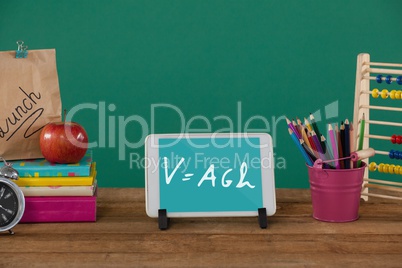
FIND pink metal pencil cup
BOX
[306,162,366,222]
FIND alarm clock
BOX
[0,158,25,235]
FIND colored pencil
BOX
[304,117,313,132]
[344,119,351,169]
[349,122,354,152]
[310,113,326,153]
[292,119,301,138]
[357,113,366,167]
[301,139,317,162]
[292,119,298,128]
[296,117,303,127]
[328,124,340,169]
[340,122,345,150]
[311,130,325,160]
[288,128,313,166]
[286,117,301,139]
[310,114,322,139]
[321,135,335,168]
[296,117,304,136]
[349,122,355,168]
[336,124,345,169]
[307,131,319,159]
[340,122,345,167]
[300,125,312,149]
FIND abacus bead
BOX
[395,165,401,174]
[386,75,393,84]
[399,167,402,175]
[390,90,397,99]
[389,149,395,158]
[369,162,377,171]
[398,151,402,159]
[381,89,389,99]
[384,164,390,173]
[376,74,383,83]
[397,76,402,85]
[397,136,402,144]
[396,90,402,99]
[389,164,396,174]
[394,165,401,175]
[378,163,384,172]
[372,88,380,98]
[391,135,397,144]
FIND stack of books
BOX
[10,151,97,223]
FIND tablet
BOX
[145,133,276,218]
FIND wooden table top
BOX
[2,188,402,267]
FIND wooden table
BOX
[2,188,402,267]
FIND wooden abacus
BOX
[353,53,402,200]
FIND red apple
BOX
[39,122,88,164]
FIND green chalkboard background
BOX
[0,0,401,188]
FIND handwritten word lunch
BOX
[163,157,256,189]
[0,87,43,141]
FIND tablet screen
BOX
[158,137,265,213]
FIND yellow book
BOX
[21,180,97,197]
[15,163,97,187]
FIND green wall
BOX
[0,0,401,188]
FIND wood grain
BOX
[1,188,402,267]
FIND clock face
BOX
[0,183,19,227]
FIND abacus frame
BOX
[353,53,402,200]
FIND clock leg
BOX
[8,229,14,235]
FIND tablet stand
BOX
[158,209,170,230]
[158,208,268,230]
[258,208,267,229]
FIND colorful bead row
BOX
[371,89,402,99]
[389,150,402,159]
[376,75,402,85]
[391,135,402,144]
[369,162,402,174]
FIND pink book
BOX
[20,194,97,223]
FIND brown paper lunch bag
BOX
[0,49,62,160]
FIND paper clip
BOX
[16,40,28,58]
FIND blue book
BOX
[9,150,93,177]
